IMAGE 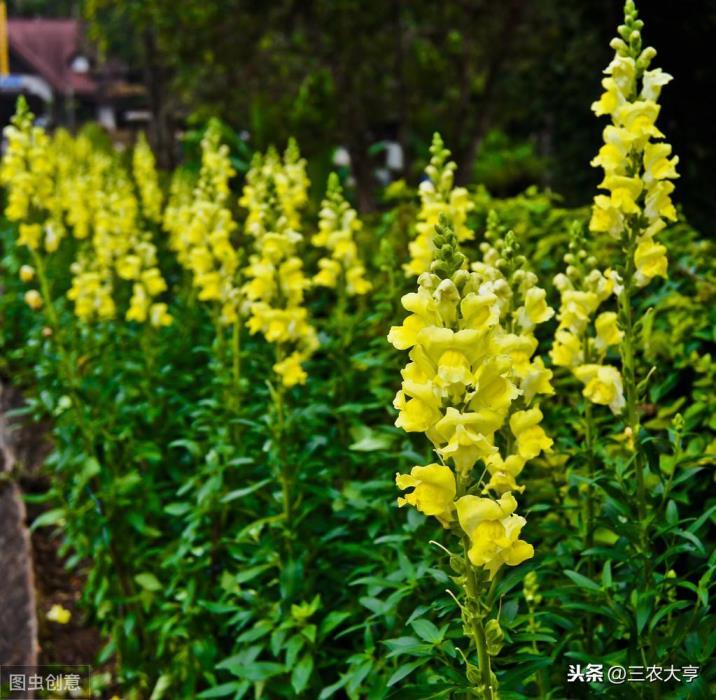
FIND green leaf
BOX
[149,674,172,700]
[688,503,716,534]
[228,661,285,682]
[602,561,612,588]
[636,595,653,634]
[291,654,314,694]
[234,564,272,584]
[410,619,443,645]
[666,500,679,525]
[30,508,65,531]
[221,479,272,503]
[387,659,428,687]
[349,425,393,451]
[383,636,433,658]
[564,570,601,592]
[169,439,202,457]
[164,502,191,516]
[285,635,305,669]
[318,677,347,699]
[135,572,162,592]
[197,683,243,698]
[319,611,350,639]
[674,529,706,556]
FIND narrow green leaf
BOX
[135,572,162,592]
[564,570,601,592]
[387,659,428,687]
[291,654,314,694]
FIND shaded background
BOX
[6,0,715,230]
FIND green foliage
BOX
[1,135,714,699]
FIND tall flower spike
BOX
[390,215,552,696]
[313,173,372,296]
[67,153,170,327]
[391,215,542,572]
[404,133,474,277]
[132,133,164,225]
[164,120,239,325]
[589,0,678,288]
[240,143,318,387]
[551,224,625,414]
[1,97,65,252]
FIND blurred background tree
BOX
[8,0,715,228]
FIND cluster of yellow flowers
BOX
[132,132,164,225]
[75,161,171,326]
[589,0,678,286]
[405,132,474,278]
[1,99,171,326]
[391,215,554,578]
[551,229,626,414]
[313,173,371,296]
[164,120,240,325]
[240,144,318,387]
[0,98,67,262]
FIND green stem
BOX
[231,318,241,401]
[581,331,598,648]
[619,224,649,541]
[31,249,144,645]
[457,475,494,699]
[528,606,547,697]
[272,348,293,558]
[620,218,654,659]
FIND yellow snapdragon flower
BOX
[456,493,533,577]
[132,132,163,224]
[165,121,239,325]
[19,265,35,282]
[395,464,456,527]
[1,98,66,253]
[574,364,626,415]
[240,143,318,387]
[46,604,72,624]
[589,0,678,288]
[552,231,626,416]
[24,289,43,310]
[393,216,551,579]
[71,160,170,327]
[0,98,54,227]
[313,173,371,296]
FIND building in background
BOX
[0,4,148,136]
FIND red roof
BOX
[8,19,97,96]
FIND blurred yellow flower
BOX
[46,604,71,624]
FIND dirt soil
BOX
[2,382,116,695]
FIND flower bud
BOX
[450,555,466,574]
[24,289,43,310]
[485,619,504,656]
[19,265,35,282]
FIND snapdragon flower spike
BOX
[551,225,626,415]
[469,213,555,490]
[164,120,239,325]
[67,151,170,326]
[132,133,164,225]
[240,143,318,388]
[391,215,553,579]
[1,97,66,252]
[1,101,171,327]
[404,133,474,278]
[589,0,678,287]
[313,173,371,296]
